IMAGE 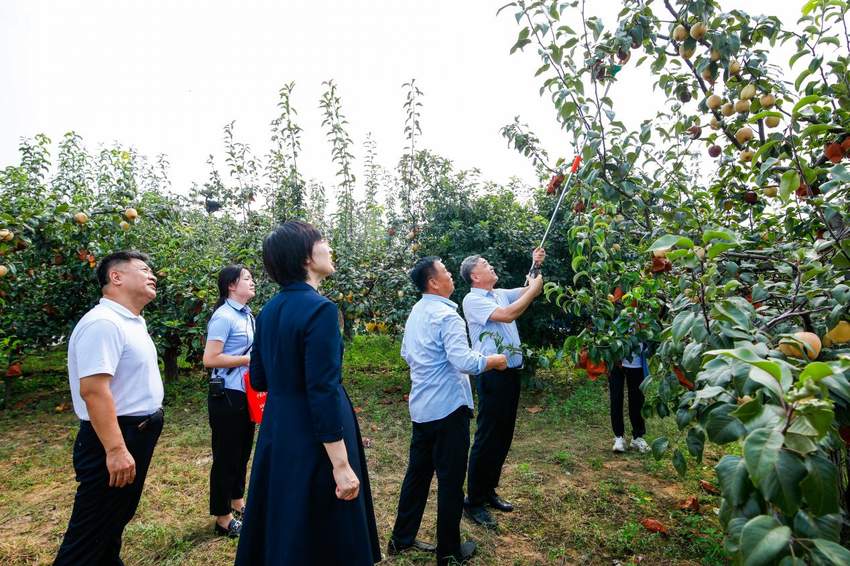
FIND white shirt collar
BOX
[225,298,251,314]
[99,297,143,320]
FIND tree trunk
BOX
[162,331,182,383]
[2,377,11,408]
[343,314,353,340]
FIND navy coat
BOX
[234,282,381,565]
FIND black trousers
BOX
[53,414,163,566]
[208,388,255,516]
[608,365,646,438]
[392,405,471,558]
[466,368,521,507]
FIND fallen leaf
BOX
[384,387,393,394]
[699,480,720,495]
[679,496,700,513]
[371,425,377,431]
[353,407,362,413]
[640,518,668,534]
[403,394,409,401]
[394,385,402,392]
[527,407,543,413]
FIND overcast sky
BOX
[1,1,807,203]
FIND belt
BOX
[117,408,164,431]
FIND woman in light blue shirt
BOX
[202,265,256,538]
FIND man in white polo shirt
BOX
[54,251,164,566]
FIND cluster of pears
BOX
[672,20,781,163]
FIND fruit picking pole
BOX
[527,74,617,282]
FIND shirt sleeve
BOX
[206,308,231,343]
[249,312,266,392]
[304,301,345,443]
[504,287,523,303]
[74,318,124,379]
[463,293,499,326]
[442,311,487,375]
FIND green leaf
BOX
[706,404,747,444]
[686,427,705,464]
[651,437,669,460]
[760,450,807,515]
[751,140,780,165]
[792,94,823,115]
[739,515,791,566]
[779,169,800,203]
[702,227,739,244]
[743,428,784,485]
[716,455,754,505]
[800,123,836,137]
[571,255,586,271]
[672,448,687,477]
[711,348,793,390]
[821,374,850,402]
[749,367,785,399]
[793,511,841,543]
[777,557,806,566]
[708,242,736,259]
[671,311,696,343]
[800,362,835,381]
[800,453,839,515]
[644,234,694,252]
[810,539,850,565]
[829,163,850,182]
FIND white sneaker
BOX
[631,437,650,453]
[612,436,626,453]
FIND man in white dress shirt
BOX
[53,251,164,566]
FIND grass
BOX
[0,334,732,565]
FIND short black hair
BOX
[410,256,441,293]
[96,251,151,289]
[263,221,323,286]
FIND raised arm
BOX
[488,273,543,323]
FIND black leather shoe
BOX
[437,541,477,566]
[463,504,498,529]
[387,537,437,555]
[487,493,514,512]
[214,518,242,538]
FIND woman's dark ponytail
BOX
[214,264,250,310]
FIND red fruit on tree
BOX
[824,142,843,164]
[744,191,758,204]
[708,145,721,158]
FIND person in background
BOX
[388,256,507,566]
[609,344,649,454]
[202,265,256,538]
[53,251,164,566]
[235,221,381,565]
[458,247,545,529]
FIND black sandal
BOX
[214,517,242,538]
[231,506,246,519]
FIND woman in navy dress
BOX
[235,221,381,565]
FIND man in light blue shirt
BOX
[460,247,545,528]
[389,256,507,566]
